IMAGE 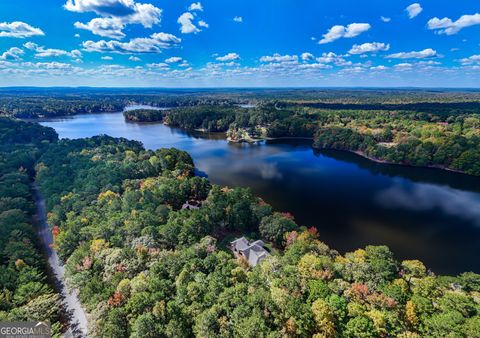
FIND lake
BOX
[38,111,480,275]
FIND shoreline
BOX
[27,113,473,177]
[318,148,469,176]
[227,134,470,176]
[227,135,314,143]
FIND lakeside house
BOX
[182,200,201,210]
[230,237,269,267]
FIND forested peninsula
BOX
[1,117,479,337]
[124,101,480,176]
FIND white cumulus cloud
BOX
[301,52,314,61]
[0,47,24,60]
[178,12,200,34]
[298,63,331,69]
[216,53,240,62]
[233,16,243,23]
[349,42,390,54]
[74,18,126,39]
[65,0,161,39]
[64,0,160,26]
[427,13,480,35]
[406,3,422,19]
[386,48,437,59]
[319,23,371,44]
[23,42,83,58]
[260,53,298,62]
[198,20,209,28]
[165,56,183,63]
[188,2,203,11]
[316,52,351,66]
[394,63,413,71]
[82,32,181,53]
[0,21,44,38]
[370,65,388,70]
[146,62,168,68]
[458,55,480,65]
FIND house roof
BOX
[231,237,250,251]
[243,244,269,267]
[231,237,269,267]
[250,239,265,247]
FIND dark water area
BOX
[38,111,480,275]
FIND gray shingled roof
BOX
[231,237,269,267]
[231,237,250,251]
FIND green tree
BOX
[259,213,297,246]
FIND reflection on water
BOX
[317,149,480,193]
[258,163,283,180]
[376,181,480,226]
[38,112,480,274]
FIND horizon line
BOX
[1,86,480,91]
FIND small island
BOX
[124,109,166,122]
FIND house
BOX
[182,200,201,210]
[230,237,269,267]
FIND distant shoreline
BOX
[227,134,470,176]
[28,112,473,177]
[320,148,469,176]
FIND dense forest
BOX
[1,88,480,176]
[124,109,166,123]
[312,109,480,175]
[23,121,478,337]
[2,87,480,118]
[1,90,480,336]
[0,88,245,118]
[0,119,63,335]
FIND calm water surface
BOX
[39,111,480,275]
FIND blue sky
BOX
[0,0,479,87]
